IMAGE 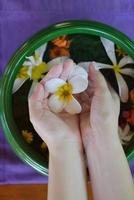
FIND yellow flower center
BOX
[112,64,121,73]
[31,62,48,80]
[55,83,73,102]
[17,66,29,80]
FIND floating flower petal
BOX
[119,56,134,67]
[13,43,48,93]
[121,68,134,78]
[49,46,70,59]
[22,130,33,144]
[79,37,134,102]
[13,78,28,93]
[115,72,129,102]
[101,37,117,65]
[52,35,71,48]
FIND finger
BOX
[80,91,90,102]
[41,63,64,98]
[41,63,63,84]
[60,59,74,81]
[29,82,45,102]
[28,83,45,121]
[107,83,120,111]
[86,86,94,97]
[107,83,119,102]
[89,62,110,96]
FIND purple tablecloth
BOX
[0,0,134,184]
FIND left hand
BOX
[28,61,82,153]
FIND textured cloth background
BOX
[0,0,134,184]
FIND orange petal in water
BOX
[52,36,71,48]
[49,46,70,59]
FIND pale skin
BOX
[29,62,134,200]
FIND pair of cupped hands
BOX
[28,60,120,153]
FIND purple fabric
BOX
[0,0,134,184]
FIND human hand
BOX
[80,63,120,149]
[28,60,83,152]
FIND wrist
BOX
[48,139,83,157]
[84,129,121,154]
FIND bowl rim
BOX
[0,20,134,176]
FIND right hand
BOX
[80,63,120,149]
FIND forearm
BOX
[86,133,134,200]
[48,141,88,200]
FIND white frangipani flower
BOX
[47,56,69,68]
[79,37,134,102]
[45,63,88,114]
[13,43,48,93]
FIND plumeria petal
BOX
[41,64,63,84]
[79,61,113,71]
[68,64,88,80]
[45,78,65,93]
[47,56,69,69]
[27,66,33,77]
[64,97,81,114]
[78,62,92,72]
[60,60,74,81]
[69,76,88,94]
[101,37,117,65]
[23,60,33,67]
[35,43,47,60]
[13,78,27,93]
[26,56,36,65]
[93,62,113,70]
[28,81,38,98]
[115,72,129,102]
[48,94,65,113]
[119,56,134,67]
[121,68,134,78]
